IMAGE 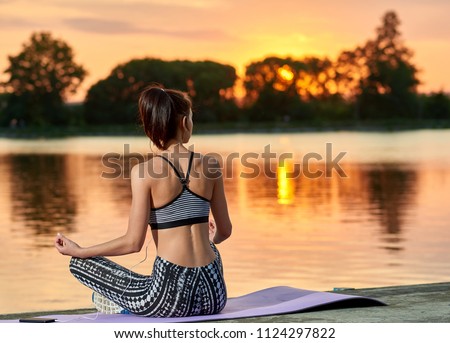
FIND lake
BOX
[1,130,449,314]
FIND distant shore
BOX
[1,119,450,139]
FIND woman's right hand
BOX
[54,233,83,258]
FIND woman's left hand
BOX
[54,233,83,258]
[209,219,216,242]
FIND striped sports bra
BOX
[149,152,210,230]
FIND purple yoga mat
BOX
[5,286,385,323]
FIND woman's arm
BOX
[208,158,232,244]
[55,163,150,258]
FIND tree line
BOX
[1,11,449,129]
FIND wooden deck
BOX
[1,282,449,322]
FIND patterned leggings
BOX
[69,243,227,317]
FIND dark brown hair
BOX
[138,85,192,150]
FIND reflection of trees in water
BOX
[365,164,417,245]
[236,161,335,211]
[8,154,77,235]
[337,163,417,241]
[5,151,416,249]
[102,154,143,212]
[98,157,418,255]
[226,160,417,250]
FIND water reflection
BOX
[2,138,449,314]
[2,152,418,253]
[366,165,417,235]
[277,161,296,205]
[223,158,418,254]
[7,154,78,236]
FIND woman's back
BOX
[146,149,217,267]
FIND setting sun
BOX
[278,65,294,82]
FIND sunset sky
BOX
[1,0,449,101]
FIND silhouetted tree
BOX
[359,11,419,119]
[243,57,303,121]
[184,61,238,122]
[84,58,237,124]
[0,93,9,125]
[423,91,450,120]
[2,32,87,126]
[297,57,336,101]
[243,56,345,122]
[335,47,367,120]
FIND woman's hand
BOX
[54,233,83,258]
[209,219,216,242]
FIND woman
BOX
[54,86,232,317]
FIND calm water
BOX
[1,130,450,314]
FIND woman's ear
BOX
[180,116,190,143]
[181,116,188,131]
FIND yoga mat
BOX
[5,286,385,323]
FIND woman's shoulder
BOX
[192,152,222,179]
[192,151,220,165]
[130,153,165,181]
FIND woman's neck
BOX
[157,142,189,156]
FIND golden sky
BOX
[1,0,449,101]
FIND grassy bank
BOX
[1,119,450,139]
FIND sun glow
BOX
[273,65,295,91]
[277,160,296,205]
[277,65,294,81]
